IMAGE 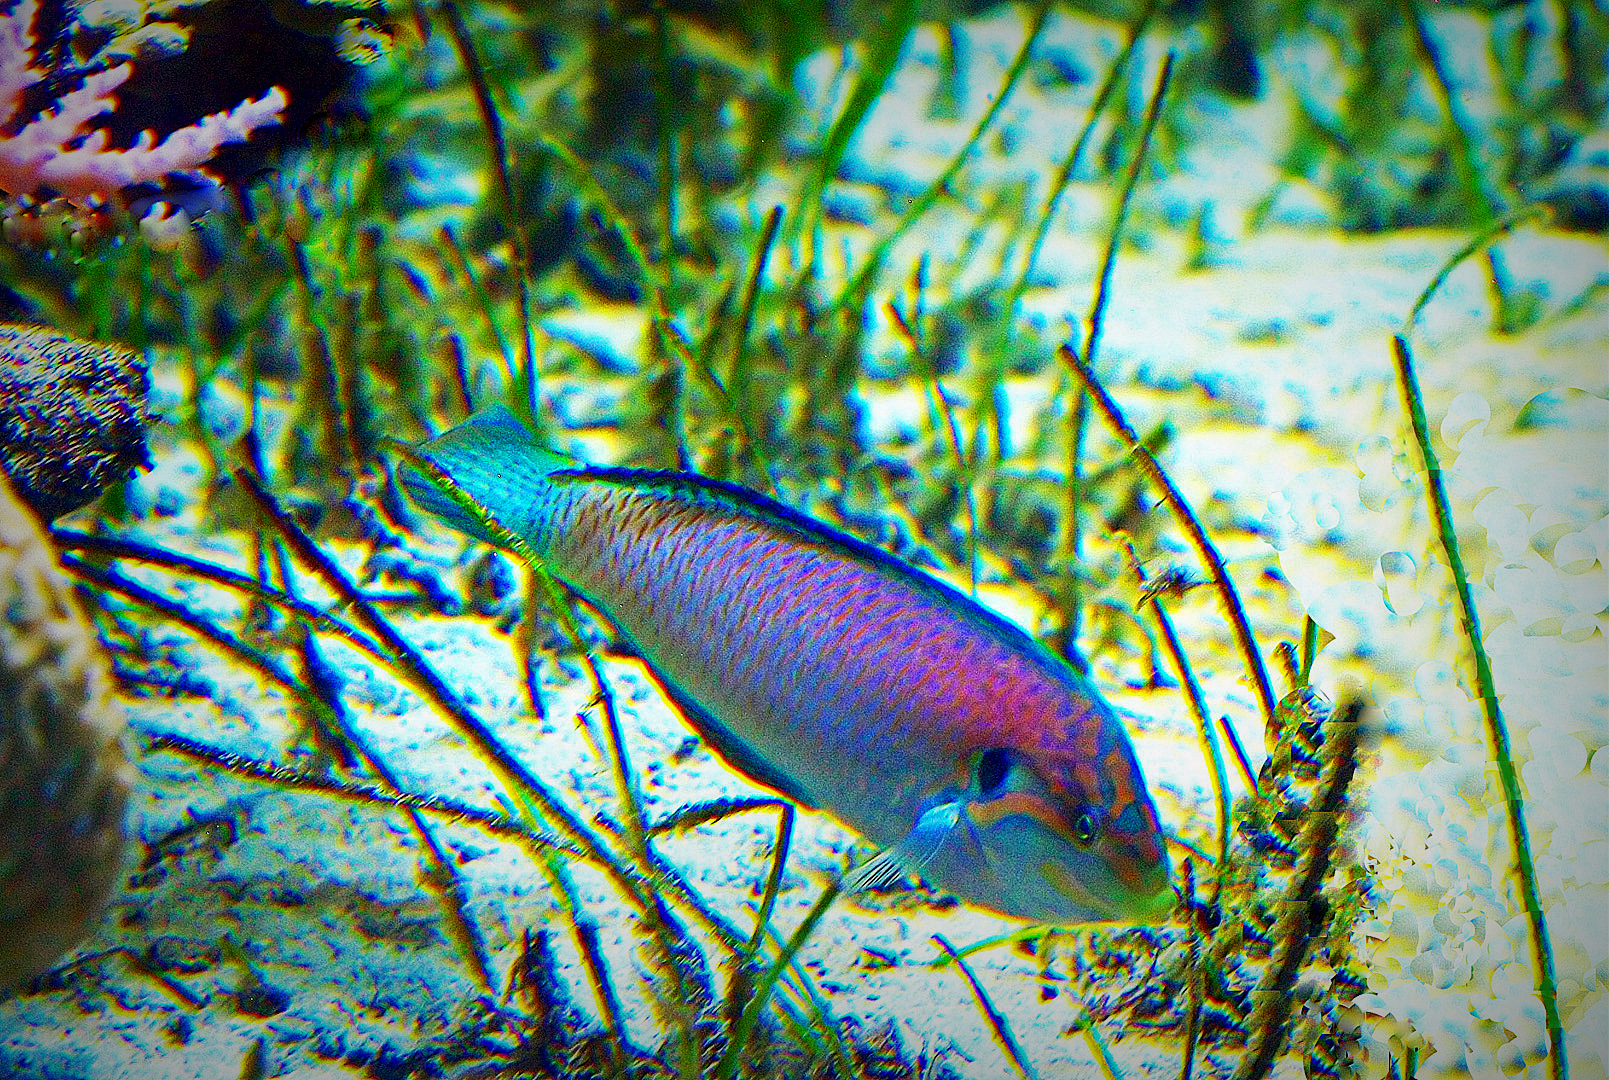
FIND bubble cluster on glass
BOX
[1265,391,1607,1078]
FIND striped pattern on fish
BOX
[399,405,1171,924]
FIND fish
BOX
[397,404,1172,924]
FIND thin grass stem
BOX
[828,0,1055,316]
[516,572,547,719]
[651,5,679,286]
[535,129,696,465]
[1008,0,1164,314]
[887,272,979,595]
[439,0,534,394]
[1074,1008,1125,1080]
[284,232,357,479]
[1177,860,1202,1080]
[64,555,340,733]
[756,920,862,1079]
[1056,51,1174,664]
[746,802,794,961]
[530,568,647,856]
[1402,0,1540,335]
[933,375,980,596]
[731,205,784,388]
[502,757,636,1077]
[925,926,1031,967]
[1390,333,1566,1080]
[1403,204,1550,332]
[680,252,785,497]
[800,0,920,244]
[635,835,750,957]
[573,912,632,1079]
[1403,0,1497,222]
[715,881,842,1080]
[142,732,586,859]
[1078,48,1174,375]
[931,934,1041,1080]
[242,318,269,482]
[445,334,475,419]
[439,223,517,388]
[538,133,664,301]
[1216,711,1260,800]
[1060,345,1279,738]
[648,797,789,836]
[1298,614,1320,687]
[1143,587,1230,902]
[521,849,628,1080]
[51,529,387,663]
[721,802,797,1071]
[727,204,786,495]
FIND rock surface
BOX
[0,471,131,989]
[0,323,150,522]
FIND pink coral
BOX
[0,0,287,201]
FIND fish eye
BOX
[974,748,1012,798]
[1071,807,1100,847]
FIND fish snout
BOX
[1102,797,1172,919]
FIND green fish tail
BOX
[398,404,575,552]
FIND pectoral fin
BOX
[842,800,963,894]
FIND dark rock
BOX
[0,323,151,522]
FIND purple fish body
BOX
[401,405,1171,924]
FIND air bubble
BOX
[1414,661,1463,701]
[1313,494,1342,531]
[1554,531,1598,574]
[1356,434,1394,473]
[1473,491,1532,560]
[1561,612,1599,642]
[1530,729,1587,779]
[1304,579,1390,653]
[1441,392,1491,450]
[1357,435,1405,511]
[1268,467,1360,546]
[1375,551,1424,617]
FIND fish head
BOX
[393,404,574,552]
[954,705,1171,925]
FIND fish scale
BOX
[400,404,1171,924]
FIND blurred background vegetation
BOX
[4,0,1602,628]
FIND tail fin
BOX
[397,404,575,550]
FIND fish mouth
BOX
[396,456,490,541]
[1107,838,1172,921]
[1039,859,1105,915]
[1127,877,1176,922]
[968,795,1172,922]
[1039,846,1172,924]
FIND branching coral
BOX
[0,0,286,201]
